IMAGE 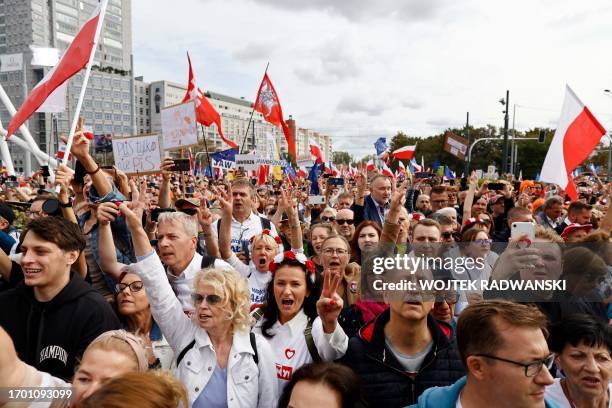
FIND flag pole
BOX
[240,62,269,153]
[60,0,108,169]
[200,124,214,180]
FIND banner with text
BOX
[112,134,161,175]
[161,101,198,150]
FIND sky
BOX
[132,0,612,159]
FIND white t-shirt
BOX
[545,378,612,408]
[225,253,272,306]
[211,212,278,254]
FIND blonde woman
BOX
[120,190,277,407]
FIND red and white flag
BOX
[392,145,416,160]
[56,142,72,161]
[381,163,393,178]
[254,73,296,158]
[7,0,108,138]
[366,159,375,172]
[540,85,606,200]
[182,53,238,149]
[348,164,356,177]
[309,141,324,164]
[398,161,406,173]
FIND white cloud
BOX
[132,0,612,159]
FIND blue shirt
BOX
[193,364,228,408]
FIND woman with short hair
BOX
[119,190,277,407]
[546,314,612,408]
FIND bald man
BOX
[334,208,356,241]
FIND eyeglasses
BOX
[191,293,222,306]
[474,239,492,246]
[116,281,144,293]
[322,248,348,256]
[473,353,555,377]
[321,216,335,222]
[335,219,354,225]
[435,292,458,304]
[441,232,454,239]
[179,208,198,216]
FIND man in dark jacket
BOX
[341,299,465,407]
[353,174,392,228]
[0,217,119,381]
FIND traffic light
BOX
[538,130,546,143]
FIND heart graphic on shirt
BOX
[285,348,296,359]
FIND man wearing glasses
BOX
[333,209,355,241]
[411,301,557,408]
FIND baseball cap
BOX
[560,223,592,238]
[175,198,201,208]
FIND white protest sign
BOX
[235,154,260,171]
[297,155,314,168]
[161,101,198,150]
[112,134,161,175]
[475,169,483,179]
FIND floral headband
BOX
[269,250,316,276]
[250,229,282,245]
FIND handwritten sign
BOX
[161,101,198,150]
[112,134,161,175]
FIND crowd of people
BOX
[0,125,611,408]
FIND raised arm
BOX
[197,199,220,258]
[96,202,125,281]
[281,187,303,251]
[380,180,407,245]
[158,158,174,209]
[462,172,478,223]
[218,184,234,260]
[64,117,112,198]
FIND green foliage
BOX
[333,151,353,165]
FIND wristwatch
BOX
[60,199,73,208]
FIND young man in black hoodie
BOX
[0,216,119,380]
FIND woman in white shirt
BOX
[119,190,277,407]
[546,314,612,408]
[254,248,349,399]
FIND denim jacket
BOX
[78,184,134,293]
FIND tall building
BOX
[0,0,133,173]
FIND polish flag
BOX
[297,166,308,179]
[411,158,423,172]
[331,164,339,177]
[348,164,356,177]
[182,53,237,149]
[366,160,375,172]
[392,145,416,160]
[540,85,606,200]
[381,163,394,178]
[7,0,108,138]
[309,142,324,164]
[398,161,406,173]
[56,142,72,161]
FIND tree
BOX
[333,151,353,165]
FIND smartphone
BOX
[5,181,18,188]
[511,222,535,242]
[41,166,50,179]
[415,172,432,179]
[172,158,192,172]
[308,195,326,205]
[151,208,176,222]
[488,182,505,191]
[328,177,344,186]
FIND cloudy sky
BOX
[132,0,612,159]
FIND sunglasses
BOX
[191,293,222,306]
[335,219,354,225]
[116,281,144,293]
[179,208,198,216]
[441,231,453,239]
[321,216,335,222]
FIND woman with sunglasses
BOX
[546,314,612,408]
[119,191,277,407]
[115,269,174,369]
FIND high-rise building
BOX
[0,0,133,174]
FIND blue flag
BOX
[444,166,455,179]
[308,164,319,195]
[535,172,540,182]
[432,159,440,172]
[211,147,238,163]
[374,137,389,157]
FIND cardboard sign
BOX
[112,134,161,175]
[443,132,468,160]
[161,101,198,150]
[297,155,314,168]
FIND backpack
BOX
[176,332,259,366]
[250,309,321,363]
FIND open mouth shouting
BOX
[280,298,295,311]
